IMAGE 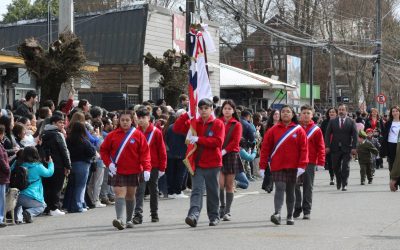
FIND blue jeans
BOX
[63,161,90,212]
[0,184,5,222]
[14,194,46,222]
[235,172,249,189]
[166,158,187,195]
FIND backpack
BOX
[9,165,30,191]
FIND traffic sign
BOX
[376,93,386,104]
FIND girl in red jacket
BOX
[100,111,151,230]
[259,105,308,226]
[218,100,242,221]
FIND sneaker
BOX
[303,214,310,220]
[270,213,281,225]
[50,209,65,216]
[151,214,159,223]
[132,215,142,225]
[101,198,114,205]
[209,218,220,226]
[185,215,197,227]
[95,201,106,208]
[22,210,32,223]
[329,180,335,185]
[168,193,177,199]
[368,180,373,184]
[175,193,188,198]
[112,219,125,230]
[81,208,88,212]
[287,217,295,225]
[126,221,134,229]
[293,208,302,218]
[0,222,7,228]
[361,181,365,185]
[222,213,231,221]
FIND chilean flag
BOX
[184,27,214,175]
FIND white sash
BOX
[270,125,302,161]
[114,127,136,164]
[307,125,319,139]
[147,127,157,145]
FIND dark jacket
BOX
[41,124,72,169]
[0,143,10,184]
[364,118,384,134]
[240,118,256,145]
[325,117,358,153]
[381,120,392,158]
[357,140,379,164]
[165,124,187,159]
[67,137,96,163]
[14,102,32,118]
[1,135,16,158]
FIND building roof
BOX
[216,63,296,90]
[0,4,148,65]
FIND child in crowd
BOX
[357,130,379,185]
[0,125,10,227]
[366,128,382,170]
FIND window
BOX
[246,48,255,62]
[150,87,164,102]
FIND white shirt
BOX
[388,121,400,143]
[338,117,346,128]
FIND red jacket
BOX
[100,127,151,175]
[138,123,167,172]
[302,121,325,166]
[218,117,242,153]
[173,113,225,168]
[259,122,308,171]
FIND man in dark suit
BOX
[325,104,358,191]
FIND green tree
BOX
[2,0,59,24]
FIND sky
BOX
[0,0,13,21]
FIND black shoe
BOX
[293,208,302,218]
[132,215,142,225]
[368,180,372,184]
[342,186,347,191]
[361,182,365,185]
[112,219,125,230]
[151,214,159,223]
[270,213,281,225]
[303,214,310,220]
[209,218,220,226]
[287,217,294,225]
[23,210,32,223]
[185,216,197,227]
[0,222,7,228]
[330,180,335,185]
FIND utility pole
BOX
[58,0,74,102]
[309,47,314,107]
[375,0,382,112]
[329,21,336,108]
[47,0,52,47]
[186,0,195,34]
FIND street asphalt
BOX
[2,160,400,250]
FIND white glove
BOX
[297,168,305,177]
[108,163,117,177]
[259,169,265,178]
[158,171,165,178]
[222,149,227,156]
[189,135,199,144]
[144,171,151,182]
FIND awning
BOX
[214,63,296,90]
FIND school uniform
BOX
[259,122,308,221]
[295,121,325,217]
[135,123,167,220]
[173,113,225,225]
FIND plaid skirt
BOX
[271,169,297,183]
[108,173,141,187]
[222,152,243,175]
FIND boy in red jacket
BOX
[294,104,325,220]
[173,98,225,227]
[133,108,167,224]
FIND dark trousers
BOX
[43,167,65,212]
[295,164,315,215]
[188,167,220,221]
[325,153,335,181]
[135,168,159,216]
[359,162,373,183]
[388,142,397,172]
[331,150,351,188]
[166,158,187,195]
